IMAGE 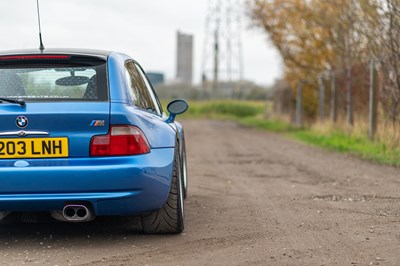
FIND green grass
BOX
[181,100,266,119]
[174,100,400,167]
[289,130,400,166]
[239,117,296,133]
[239,118,400,166]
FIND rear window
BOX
[0,56,108,102]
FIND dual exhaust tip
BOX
[0,204,95,223]
[63,205,91,221]
[50,204,94,222]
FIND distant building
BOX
[176,31,194,84]
[147,72,165,87]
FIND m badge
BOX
[90,120,105,127]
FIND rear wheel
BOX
[141,148,184,234]
[182,140,188,199]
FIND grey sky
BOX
[0,0,282,85]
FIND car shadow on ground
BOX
[0,199,195,250]
[0,213,149,244]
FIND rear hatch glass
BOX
[0,55,108,102]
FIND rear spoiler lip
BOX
[0,48,111,61]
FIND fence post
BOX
[296,81,303,127]
[368,60,378,140]
[330,71,338,123]
[318,74,325,121]
[346,66,354,126]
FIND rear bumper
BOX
[0,148,174,215]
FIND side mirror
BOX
[166,99,189,123]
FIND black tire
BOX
[181,140,188,199]
[141,148,184,234]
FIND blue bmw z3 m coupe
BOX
[0,49,188,233]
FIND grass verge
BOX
[178,100,400,166]
[289,130,400,166]
[180,100,265,119]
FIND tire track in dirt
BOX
[0,119,400,265]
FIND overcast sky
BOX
[0,0,282,86]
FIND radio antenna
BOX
[36,0,45,51]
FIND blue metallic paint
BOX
[0,102,110,157]
[110,103,176,149]
[107,52,177,148]
[0,51,181,217]
[0,148,174,214]
[107,52,131,103]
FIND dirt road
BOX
[1,119,400,265]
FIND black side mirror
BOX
[166,99,189,123]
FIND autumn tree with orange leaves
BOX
[249,0,400,127]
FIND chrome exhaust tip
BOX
[50,204,94,222]
[63,205,89,221]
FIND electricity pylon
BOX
[201,0,244,95]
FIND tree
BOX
[249,0,375,122]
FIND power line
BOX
[201,0,244,94]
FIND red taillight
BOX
[90,126,150,156]
[0,55,70,60]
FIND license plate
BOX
[0,138,68,159]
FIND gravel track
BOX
[0,119,400,265]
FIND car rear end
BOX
[0,51,174,222]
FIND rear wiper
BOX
[0,98,26,107]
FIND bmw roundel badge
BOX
[16,116,28,128]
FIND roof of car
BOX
[0,48,112,60]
